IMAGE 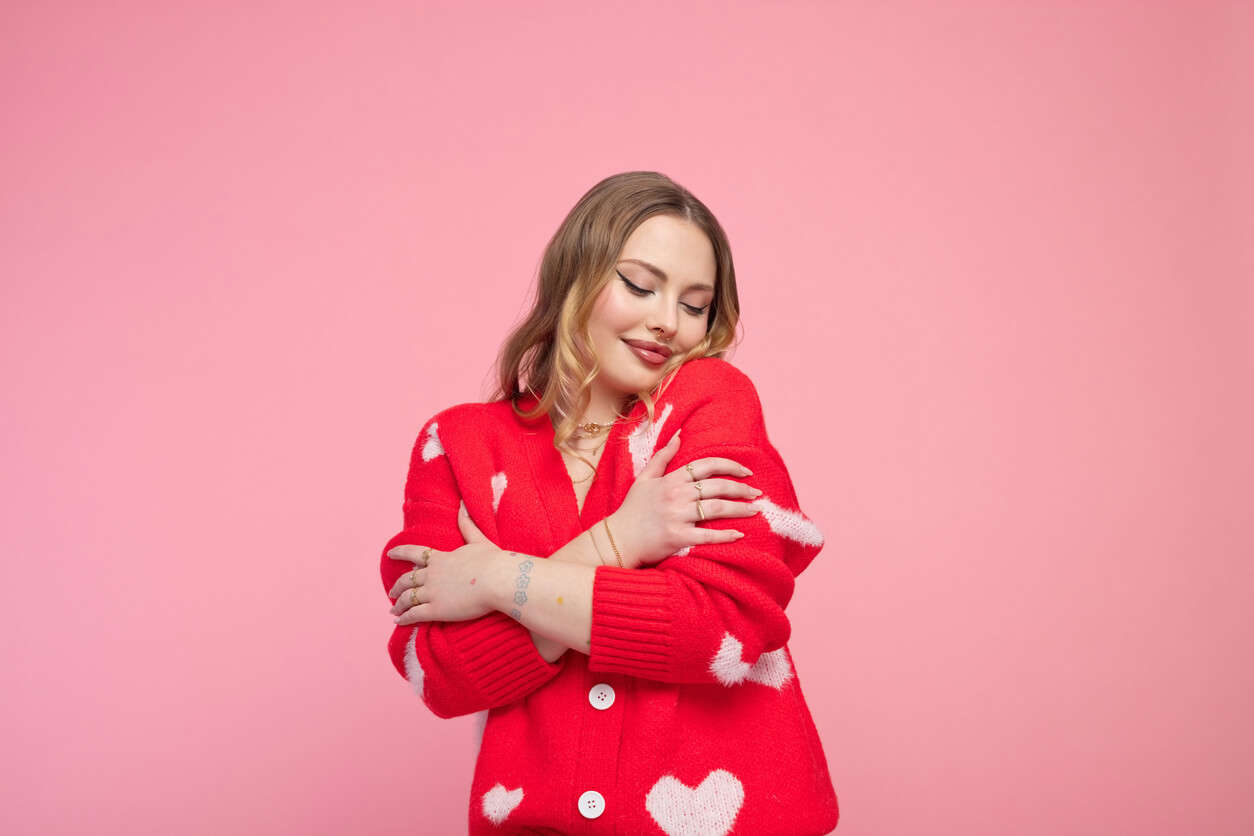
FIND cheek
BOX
[591,288,636,333]
[679,315,708,347]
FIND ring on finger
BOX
[693,481,703,499]
[422,546,432,565]
[410,587,420,607]
[685,462,697,481]
[696,498,705,521]
[410,568,418,587]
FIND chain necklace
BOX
[574,419,615,436]
[562,420,613,484]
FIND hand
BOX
[609,429,763,567]
[387,501,501,625]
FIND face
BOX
[585,214,717,405]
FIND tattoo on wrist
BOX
[507,553,533,620]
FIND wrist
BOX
[600,513,632,570]
[488,549,534,617]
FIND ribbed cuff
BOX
[446,612,562,704]
[589,566,675,677]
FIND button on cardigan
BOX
[380,357,840,835]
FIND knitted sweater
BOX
[380,357,840,835]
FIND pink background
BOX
[2,1,1250,833]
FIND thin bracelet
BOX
[588,527,607,566]
[602,517,624,568]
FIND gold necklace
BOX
[563,431,610,484]
[574,420,614,436]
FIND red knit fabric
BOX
[380,357,840,835]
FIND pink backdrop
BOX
[2,1,1250,834]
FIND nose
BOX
[646,297,679,342]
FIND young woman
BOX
[380,171,840,835]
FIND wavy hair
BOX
[489,171,741,470]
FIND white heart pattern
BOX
[708,632,794,689]
[480,783,524,824]
[752,495,824,547]
[628,402,674,476]
[403,628,425,698]
[645,769,744,836]
[421,421,445,461]
[491,471,508,513]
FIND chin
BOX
[601,366,653,396]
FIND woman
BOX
[380,171,840,835]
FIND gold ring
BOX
[685,462,697,480]
[694,481,703,499]
[422,546,432,565]
[696,498,705,521]
[410,587,420,607]
[410,568,418,587]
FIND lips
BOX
[623,339,673,359]
[621,340,672,365]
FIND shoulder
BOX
[656,357,768,440]
[417,400,501,431]
[664,357,764,415]
[668,356,757,392]
[409,400,496,457]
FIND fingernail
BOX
[741,467,753,476]
[733,531,746,538]
[750,488,763,496]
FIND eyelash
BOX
[617,271,709,317]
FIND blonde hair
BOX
[490,171,741,470]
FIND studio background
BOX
[2,1,1250,834]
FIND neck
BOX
[577,380,633,427]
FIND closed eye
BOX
[617,271,709,317]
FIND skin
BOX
[386,216,763,657]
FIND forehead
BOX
[618,215,716,289]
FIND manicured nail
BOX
[733,531,746,538]
[741,467,753,476]
[750,488,763,496]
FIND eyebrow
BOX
[618,258,715,293]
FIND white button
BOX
[577,790,605,819]
[588,682,616,710]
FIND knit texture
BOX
[380,357,840,835]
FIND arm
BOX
[381,411,567,719]
[519,525,621,661]
[482,525,622,657]
[483,360,826,687]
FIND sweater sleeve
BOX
[587,360,826,687]
[380,410,565,719]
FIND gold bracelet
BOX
[602,517,624,568]
[588,527,607,566]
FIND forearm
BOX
[523,519,634,661]
[491,547,601,657]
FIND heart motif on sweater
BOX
[628,402,674,476]
[753,495,824,546]
[708,633,794,689]
[645,769,744,836]
[490,471,508,513]
[421,421,445,461]
[480,783,524,824]
[402,629,425,698]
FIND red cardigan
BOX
[380,357,840,835]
